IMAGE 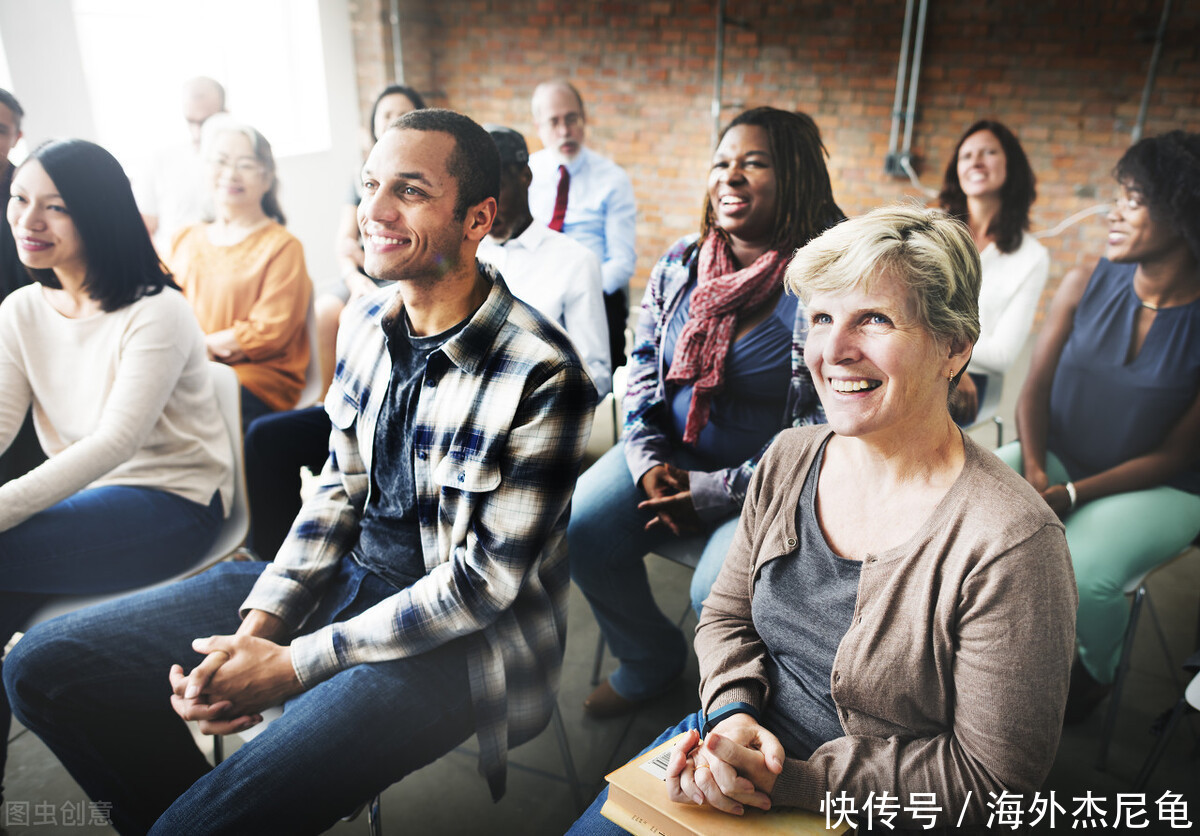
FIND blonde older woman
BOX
[567,205,1076,833]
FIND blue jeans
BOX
[245,406,331,560]
[0,485,221,804]
[569,444,737,701]
[4,559,476,836]
[566,711,704,835]
[239,384,276,435]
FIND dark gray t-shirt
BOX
[352,313,466,589]
[754,436,861,758]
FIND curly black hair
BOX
[938,119,1037,255]
[1114,129,1200,263]
[699,106,844,256]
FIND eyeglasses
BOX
[209,156,265,176]
[541,113,582,130]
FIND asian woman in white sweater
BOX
[0,139,233,802]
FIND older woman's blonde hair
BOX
[785,204,981,354]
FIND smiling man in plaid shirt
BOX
[4,109,596,835]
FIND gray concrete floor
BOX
[4,548,1198,835]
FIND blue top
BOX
[1048,259,1200,494]
[662,282,798,471]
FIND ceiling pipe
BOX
[712,0,726,149]
[886,0,917,163]
[885,0,928,179]
[900,0,929,160]
[1132,0,1173,144]
[389,0,405,84]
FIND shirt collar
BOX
[504,221,553,253]
[436,260,513,376]
[561,146,589,177]
[364,261,513,378]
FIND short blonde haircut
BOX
[785,204,981,349]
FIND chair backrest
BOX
[294,297,323,409]
[205,361,251,560]
[23,361,250,629]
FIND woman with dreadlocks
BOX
[570,107,844,718]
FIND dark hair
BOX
[0,88,23,131]
[201,118,286,225]
[1114,130,1200,263]
[18,139,175,311]
[369,84,426,141]
[392,109,499,221]
[700,107,843,254]
[938,119,1036,255]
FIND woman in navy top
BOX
[569,108,842,718]
[998,130,1200,722]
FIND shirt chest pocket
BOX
[432,453,501,494]
[326,393,359,433]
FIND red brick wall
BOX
[350,0,1200,315]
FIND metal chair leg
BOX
[591,635,606,687]
[552,702,586,812]
[1134,697,1188,790]
[365,793,382,836]
[1097,585,1146,770]
[1144,594,1184,694]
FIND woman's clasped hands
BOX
[638,462,704,535]
[665,715,784,816]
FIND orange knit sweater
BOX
[170,222,312,412]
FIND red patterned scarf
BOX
[666,234,788,444]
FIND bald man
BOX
[135,76,226,252]
[529,80,637,369]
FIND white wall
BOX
[0,0,362,288]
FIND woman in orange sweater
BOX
[170,117,312,429]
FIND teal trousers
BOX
[995,442,1200,683]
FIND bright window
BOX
[72,0,330,166]
[0,28,26,164]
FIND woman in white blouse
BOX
[0,139,233,801]
[938,119,1049,424]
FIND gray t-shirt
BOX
[352,313,466,588]
[754,436,861,758]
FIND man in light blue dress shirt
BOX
[529,80,637,369]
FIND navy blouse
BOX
[1048,259,1200,494]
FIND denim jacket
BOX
[622,235,825,521]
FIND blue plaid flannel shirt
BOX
[240,262,596,799]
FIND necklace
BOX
[1140,299,1159,311]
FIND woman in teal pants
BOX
[997,129,1200,722]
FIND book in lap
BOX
[601,733,850,836]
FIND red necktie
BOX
[548,164,569,232]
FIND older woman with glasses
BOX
[169,117,312,430]
[567,205,1076,834]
